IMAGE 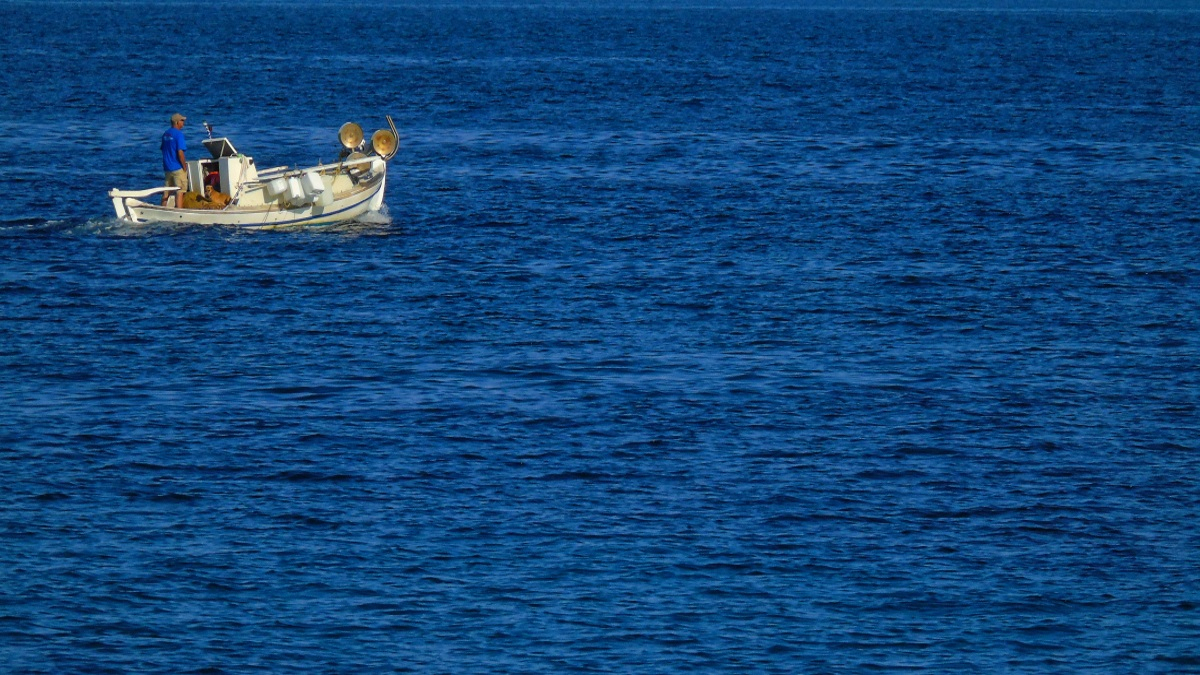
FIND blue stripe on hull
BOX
[240,190,376,228]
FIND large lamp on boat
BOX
[338,122,364,150]
[371,128,397,157]
[345,151,370,175]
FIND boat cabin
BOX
[185,137,258,196]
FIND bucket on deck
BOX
[266,177,288,198]
[300,171,323,196]
[316,175,334,206]
[286,177,306,204]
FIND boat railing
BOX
[108,186,180,199]
[240,156,382,193]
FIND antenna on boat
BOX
[203,120,214,139]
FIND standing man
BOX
[161,113,188,207]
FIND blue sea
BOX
[2,0,1199,672]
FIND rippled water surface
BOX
[2,1,1199,672]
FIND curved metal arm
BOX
[382,115,400,161]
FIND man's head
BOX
[171,113,186,128]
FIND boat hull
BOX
[110,170,385,229]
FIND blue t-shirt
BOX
[161,127,187,172]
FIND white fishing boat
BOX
[109,117,399,228]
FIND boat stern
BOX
[109,186,180,223]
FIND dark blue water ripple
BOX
[2,1,1200,673]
